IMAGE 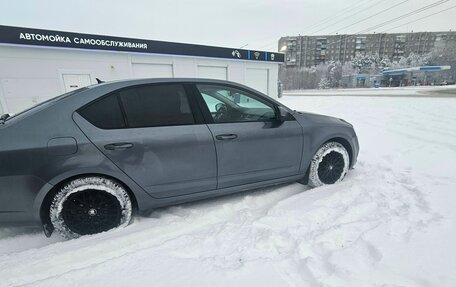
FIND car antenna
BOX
[96,78,104,84]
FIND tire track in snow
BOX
[0,185,303,287]
[157,162,438,286]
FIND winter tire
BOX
[308,142,350,187]
[49,176,132,239]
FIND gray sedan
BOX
[0,79,359,238]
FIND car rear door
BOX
[193,83,303,189]
[73,83,217,198]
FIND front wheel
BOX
[308,142,350,187]
[49,176,132,239]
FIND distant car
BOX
[438,81,449,86]
[438,80,455,86]
[0,78,359,238]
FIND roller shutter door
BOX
[132,63,174,78]
[197,66,227,80]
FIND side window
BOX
[197,85,276,123]
[119,84,195,128]
[79,94,126,129]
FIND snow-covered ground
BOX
[285,85,456,97]
[1,93,456,287]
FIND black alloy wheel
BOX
[61,189,122,235]
[317,151,346,184]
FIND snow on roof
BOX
[383,66,451,75]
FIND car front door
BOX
[193,84,303,189]
[73,83,217,198]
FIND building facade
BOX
[279,31,456,67]
[0,25,284,114]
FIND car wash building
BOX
[0,25,284,114]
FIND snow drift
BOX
[0,93,455,287]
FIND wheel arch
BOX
[299,136,354,185]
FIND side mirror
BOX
[275,106,289,123]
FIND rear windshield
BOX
[4,87,88,122]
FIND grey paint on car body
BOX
[0,78,359,227]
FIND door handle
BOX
[104,143,134,150]
[216,134,238,140]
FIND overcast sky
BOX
[1,0,455,51]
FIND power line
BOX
[260,44,280,51]
[255,39,281,51]
[256,0,451,51]
[254,0,375,50]
[303,0,376,34]
[382,4,456,33]
[325,0,451,47]
[256,39,281,50]
[310,0,385,35]
[357,0,450,33]
[328,0,409,35]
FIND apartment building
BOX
[279,31,456,67]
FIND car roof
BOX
[92,78,248,89]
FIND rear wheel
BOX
[49,176,132,239]
[308,142,350,187]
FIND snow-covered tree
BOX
[342,62,356,75]
[351,54,392,74]
[318,78,331,89]
[279,60,347,90]
[327,61,343,87]
[377,57,393,72]
[397,52,429,67]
